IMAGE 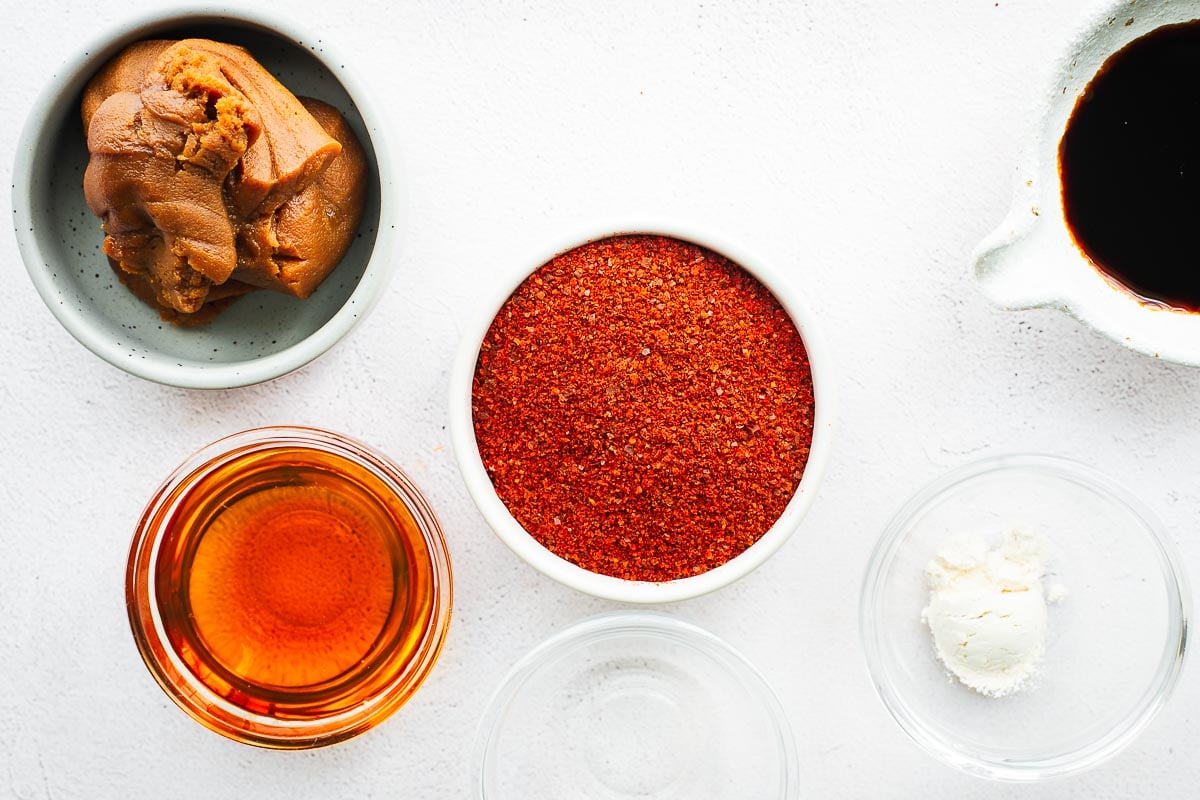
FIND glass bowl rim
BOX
[858,452,1189,782]
[125,425,453,749]
[473,610,800,799]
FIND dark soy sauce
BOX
[1060,21,1200,311]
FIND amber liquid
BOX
[154,446,438,720]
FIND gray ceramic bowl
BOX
[12,9,401,388]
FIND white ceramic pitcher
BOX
[973,0,1200,365]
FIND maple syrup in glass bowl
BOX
[126,426,452,748]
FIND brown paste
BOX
[81,39,367,324]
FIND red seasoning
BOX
[471,235,815,582]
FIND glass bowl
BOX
[126,426,452,748]
[860,454,1188,781]
[474,612,799,799]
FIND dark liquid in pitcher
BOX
[1060,21,1200,311]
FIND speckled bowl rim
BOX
[448,222,835,604]
[11,5,403,389]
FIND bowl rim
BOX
[858,452,1190,782]
[472,610,800,799]
[970,0,1200,365]
[448,221,835,603]
[11,5,402,389]
[125,425,453,748]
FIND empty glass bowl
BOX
[860,454,1188,781]
[474,612,799,799]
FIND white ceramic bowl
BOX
[973,0,1200,365]
[860,454,1189,781]
[12,7,402,388]
[449,223,834,603]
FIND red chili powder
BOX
[471,234,815,583]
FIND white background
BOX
[3,0,1199,797]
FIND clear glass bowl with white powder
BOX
[859,454,1188,781]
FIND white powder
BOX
[921,530,1061,698]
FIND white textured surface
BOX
[2,0,1199,797]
